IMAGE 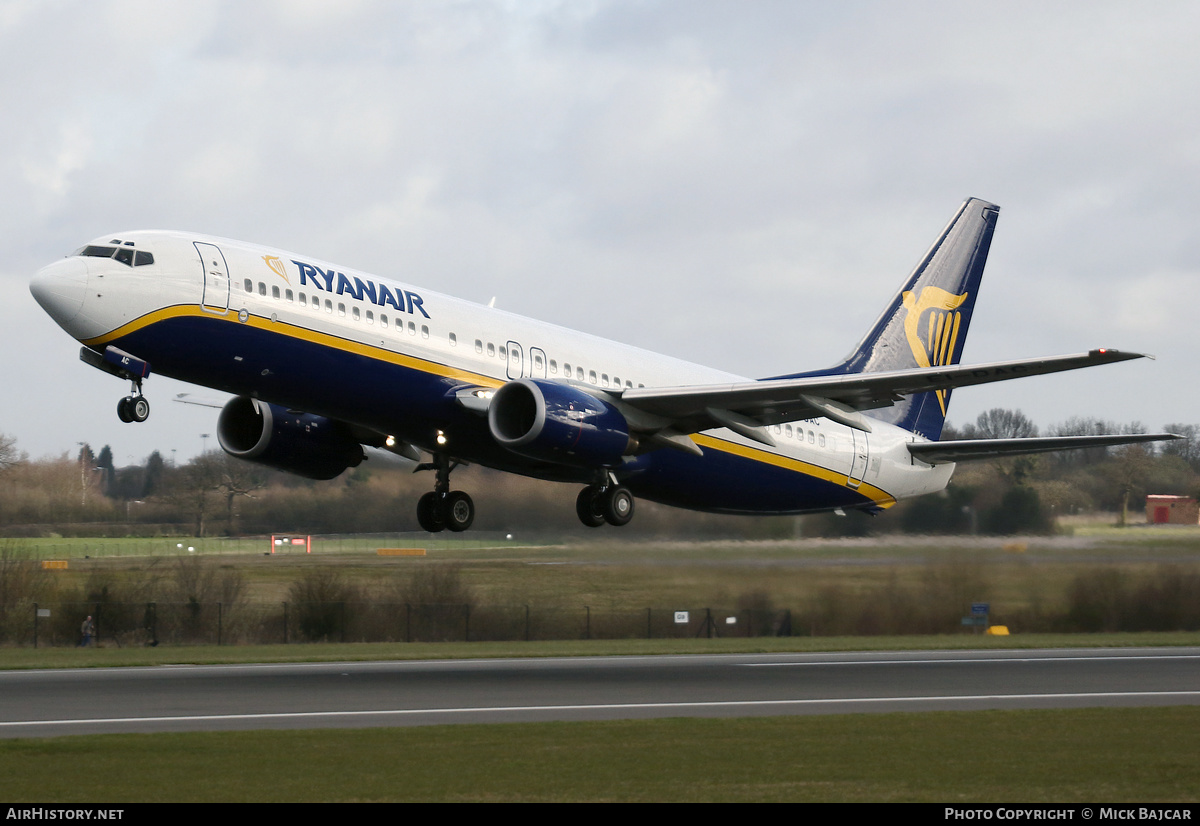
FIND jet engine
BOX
[488,379,634,467]
[217,397,364,480]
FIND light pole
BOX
[200,433,210,455]
[77,441,86,506]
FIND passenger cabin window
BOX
[487,343,495,357]
[475,340,483,353]
[244,279,253,293]
[285,289,293,302]
[352,306,360,321]
[258,283,266,296]
[421,325,429,339]
[272,286,280,299]
[381,315,388,328]
[449,333,457,346]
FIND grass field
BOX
[4,528,1199,801]
[1,707,1197,802]
[11,527,1200,637]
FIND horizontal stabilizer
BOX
[908,433,1179,465]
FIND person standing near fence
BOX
[80,615,94,647]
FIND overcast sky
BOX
[4,0,1198,465]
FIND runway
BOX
[2,647,1198,737]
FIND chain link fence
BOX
[0,601,795,647]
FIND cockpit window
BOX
[78,245,118,258]
[74,245,154,267]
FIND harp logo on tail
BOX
[902,286,969,414]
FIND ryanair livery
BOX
[29,198,1174,531]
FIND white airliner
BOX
[30,198,1172,532]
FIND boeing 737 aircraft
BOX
[29,198,1172,532]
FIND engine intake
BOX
[217,397,364,480]
[488,379,633,467]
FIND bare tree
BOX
[214,454,267,536]
[0,433,21,473]
[960,408,1039,440]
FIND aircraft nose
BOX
[30,256,88,329]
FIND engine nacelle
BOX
[217,397,364,480]
[488,379,633,467]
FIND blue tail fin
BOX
[770,197,1000,440]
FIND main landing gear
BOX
[415,455,475,533]
[576,475,635,528]
[116,380,150,423]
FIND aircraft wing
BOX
[617,349,1146,439]
[908,433,1178,465]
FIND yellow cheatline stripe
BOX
[692,434,896,508]
[89,306,896,509]
[82,305,503,388]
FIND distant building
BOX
[1145,495,1199,524]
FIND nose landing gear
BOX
[116,376,150,424]
[117,392,150,423]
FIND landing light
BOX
[436,429,448,446]
[385,435,396,448]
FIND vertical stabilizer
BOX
[769,198,1000,440]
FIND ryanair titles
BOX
[292,261,430,319]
